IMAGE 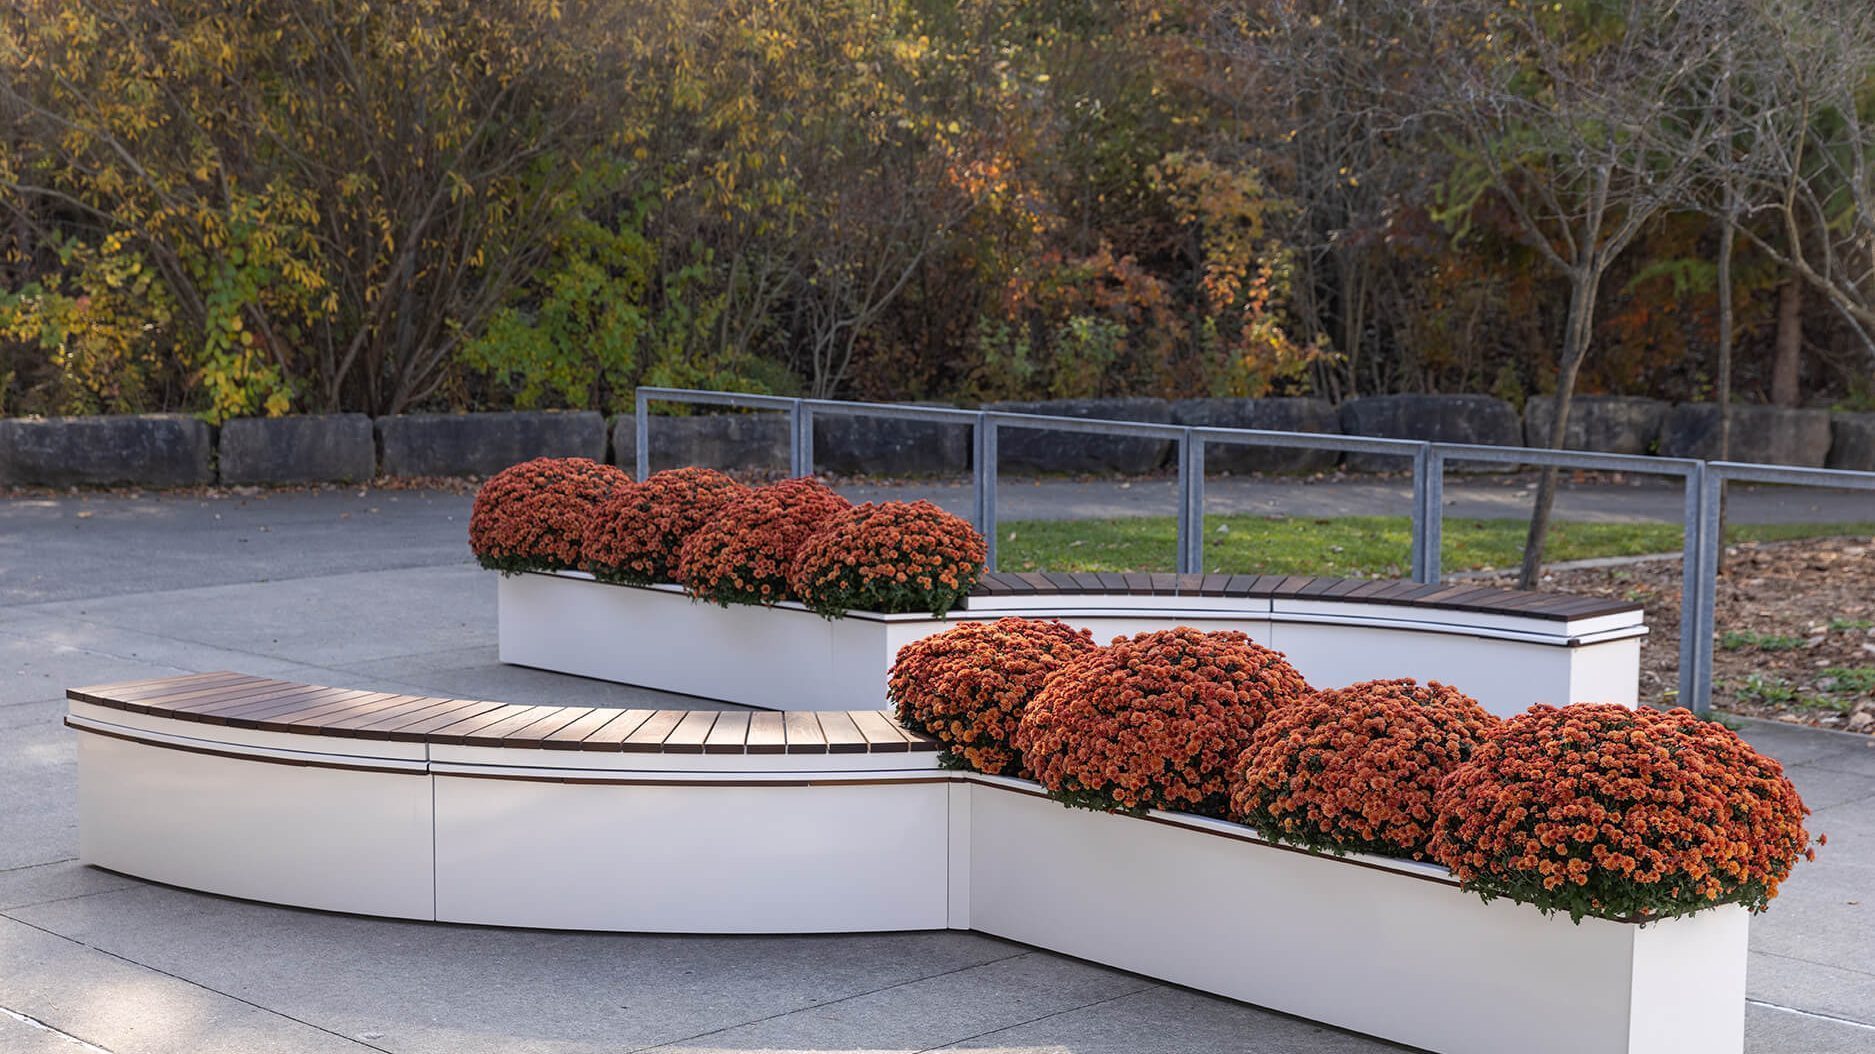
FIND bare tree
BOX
[1411,0,1729,589]
[1726,0,1875,368]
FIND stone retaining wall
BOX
[2,398,1871,487]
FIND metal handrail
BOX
[634,386,1875,717]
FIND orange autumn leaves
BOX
[468,458,986,615]
[893,620,1816,922]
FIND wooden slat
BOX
[275,693,432,733]
[253,692,405,733]
[364,699,499,739]
[539,707,644,749]
[849,709,910,752]
[1297,577,1344,597]
[172,679,359,715]
[201,687,368,726]
[570,708,658,749]
[1148,572,1179,595]
[703,712,752,754]
[783,711,827,754]
[454,705,570,748]
[78,672,261,704]
[105,677,287,711]
[1070,572,1109,593]
[816,710,867,754]
[746,712,787,754]
[887,711,941,752]
[1041,572,1083,594]
[316,695,454,735]
[424,704,543,745]
[620,710,688,753]
[69,670,244,701]
[662,710,720,754]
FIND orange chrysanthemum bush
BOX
[1429,704,1817,922]
[788,501,988,618]
[1230,679,1499,860]
[581,468,749,585]
[1015,627,1312,816]
[677,477,851,607]
[888,618,1096,776]
[468,457,631,574]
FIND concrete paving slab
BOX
[0,609,379,691]
[638,950,1153,1053]
[0,916,373,1053]
[1745,1002,1875,1054]
[7,883,1030,1054]
[1745,950,1875,1028]
[0,861,138,913]
[1774,761,1875,812]
[0,1010,107,1054]
[931,983,1402,1053]
[21,566,495,670]
[0,710,79,871]
[0,630,190,708]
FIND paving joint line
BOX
[0,1004,114,1053]
[1752,948,1875,981]
[0,858,77,875]
[911,982,1162,1053]
[3,886,142,913]
[0,912,391,1052]
[1746,998,1875,1031]
[625,948,1036,1053]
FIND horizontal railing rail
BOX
[634,387,1875,717]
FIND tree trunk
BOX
[1517,270,1598,591]
[1771,279,1802,407]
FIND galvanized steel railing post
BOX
[976,415,1000,572]
[1677,462,1707,713]
[1409,445,1433,583]
[1423,448,1445,585]
[788,400,813,477]
[1691,467,1726,717]
[1177,430,1206,574]
[633,390,651,481]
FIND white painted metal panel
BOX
[75,730,434,920]
[965,784,1746,1054]
[432,775,950,932]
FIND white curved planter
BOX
[69,693,1742,1054]
[496,571,1645,717]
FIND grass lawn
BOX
[998,516,1875,578]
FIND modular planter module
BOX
[69,672,1748,1054]
[496,569,1647,717]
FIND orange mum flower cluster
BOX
[1429,703,1817,922]
[677,477,851,607]
[1231,679,1499,859]
[888,618,1095,776]
[1015,627,1312,815]
[789,501,988,618]
[468,457,631,574]
[582,468,748,585]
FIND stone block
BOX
[217,414,375,484]
[0,414,212,487]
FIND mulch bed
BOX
[1478,536,1875,734]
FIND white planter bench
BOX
[497,570,1646,717]
[68,673,1741,1054]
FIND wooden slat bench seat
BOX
[963,570,1641,621]
[68,672,938,755]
